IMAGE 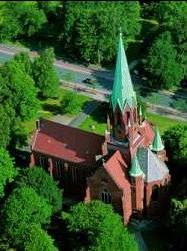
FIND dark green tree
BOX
[163,124,187,165]
[62,1,141,64]
[145,32,183,89]
[23,224,58,251]
[1,59,40,121]
[14,52,33,76]
[0,1,47,40]
[148,1,187,44]
[166,198,187,250]
[1,186,52,246]
[66,201,138,251]
[32,48,59,98]
[0,147,16,198]
[14,167,62,213]
[60,91,82,115]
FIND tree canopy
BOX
[0,1,47,40]
[1,58,40,121]
[66,201,138,251]
[163,124,187,165]
[23,224,58,251]
[62,1,141,64]
[32,47,59,98]
[14,167,62,213]
[0,147,16,198]
[1,186,52,246]
[145,32,183,89]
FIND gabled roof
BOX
[137,147,169,182]
[103,150,130,190]
[129,154,145,177]
[31,119,104,166]
[150,127,164,152]
[111,32,137,111]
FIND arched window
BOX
[100,189,111,204]
[151,185,159,202]
[39,156,48,171]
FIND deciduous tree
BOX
[145,32,183,89]
[0,147,16,198]
[23,224,58,251]
[14,167,62,213]
[66,201,138,251]
[32,48,59,98]
[1,187,52,245]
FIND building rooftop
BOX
[137,147,169,182]
[31,119,104,166]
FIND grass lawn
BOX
[79,102,186,136]
[147,112,186,135]
[79,102,108,135]
[22,88,91,135]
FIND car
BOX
[83,78,97,85]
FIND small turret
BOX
[151,127,164,152]
[129,154,144,212]
[129,155,144,177]
[150,127,167,161]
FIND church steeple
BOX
[111,32,137,112]
[151,127,164,152]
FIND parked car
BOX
[83,78,97,85]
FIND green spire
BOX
[111,32,137,111]
[150,127,164,152]
[139,104,143,116]
[129,154,144,177]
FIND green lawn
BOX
[22,88,91,135]
[79,102,108,135]
[79,102,186,136]
[147,112,186,135]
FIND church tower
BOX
[150,127,167,161]
[104,32,138,156]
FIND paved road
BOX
[0,44,186,119]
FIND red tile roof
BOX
[31,119,104,166]
[104,150,131,190]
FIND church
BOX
[30,33,170,224]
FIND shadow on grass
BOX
[42,103,61,115]
[89,101,109,124]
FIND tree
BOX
[145,32,183,89]
[0,147,16,198]
[32,48,59,98]
[0,1,47,40]
[1,187,52,246]
[66,201,138,251]
[163,124,187,165]
[60,91,82,115]
[62,1,141,64]
[0,103,14,148]
[166,198,187,250]
[23,224,58,251]
[147,1,187,44]
[14,52,33,76]
[14,167,62,213]
[1,59,40,121]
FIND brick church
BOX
[30,33,170,224]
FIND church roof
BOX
[137,147,169,182]
[31,119,104,166]
[150,127,164,152]
[104,150,130,190]
[129,154,145,177]
[111,32,137,111]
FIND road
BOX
[0,44,186,121]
